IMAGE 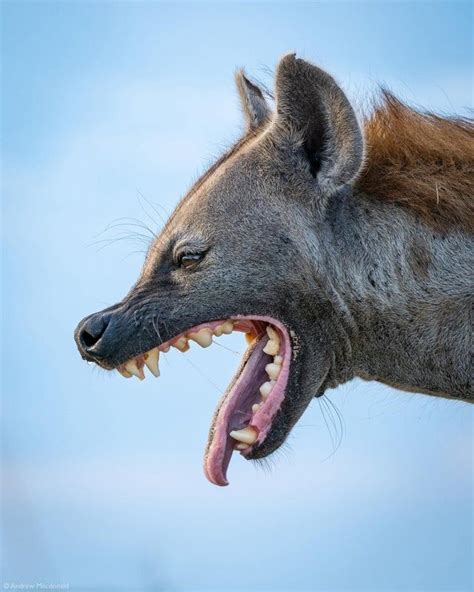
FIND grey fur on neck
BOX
[318,189,473,400]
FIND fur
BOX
[359,90,474,232]
[75,55,473,466]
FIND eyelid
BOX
[174,245,208,267]
[174,238,208,257]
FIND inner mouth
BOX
[115,315,291,486]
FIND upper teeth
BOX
[118,367,133,379]
[144,348,160,377]
[125,359,145,380]
[173,336,190,352]
[116,320,236,380]
[188,328,213,348]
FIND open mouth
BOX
[115,315,291,486]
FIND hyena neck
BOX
[324,191,473,402]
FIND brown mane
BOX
[357,91,474,233]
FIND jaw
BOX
[204,316,292,486]
[110,314,293,486]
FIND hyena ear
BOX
[273,54,364,193]
[235,69,271,131]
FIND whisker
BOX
[211,338,242,356]
[318,394,344,461]
[181,356,225,394]
[137,190,169,227]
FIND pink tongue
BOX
[204,338,269,486]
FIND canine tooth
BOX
[259,381,274,399]
[265,363,281,381]
[263,340,279,356]
[252,403,260,413]
[125,359,145,380]
[117,367,132,378]
[189,328,213,348]
[144,348,160,377]
[274,355,283,366]
[221,320,234,334]
[229,427,258,445]
[173,337,189,352]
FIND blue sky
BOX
[1,2,473,591]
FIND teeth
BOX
[125,359,145,380]
[266,325,279,342]
[221,320,234,334]
[245,333,255,344]
[173,336,189,352]
[274,355,283,366]
[188,328,213,348]
[235,443,249,451]
[144,348,160,377]
[265,363,281,381]
[229,426,258,445]
[259,381,275,399]
[213,320,233,337]
[117,319,237,383]
[213,325,224,337]
[252,403,260,413]
[263,326,280,356]
[263,340,279,356]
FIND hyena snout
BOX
[75,310,115,362]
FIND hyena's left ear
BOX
[235,70,271,131]
[273,54,364,193]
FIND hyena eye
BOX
[179,252,205,270]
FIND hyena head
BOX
[75,54,364,485]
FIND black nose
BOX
[75,313,110,356]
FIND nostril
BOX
[81,329,100,349]
[79,314,109,351]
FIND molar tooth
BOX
[265,363,281,381]
[263,340,279,356]
[188,328,213,348]
[221,320,234,334]
[266,325,279,342]
[173,337,189,352]
[245,333,255,345]
[213,325,224,337]
[252,403,260,414]
[125,359,145,380]
[117,367,132,378]
[263,326,280,355]
[259,381,274,400]
[144,348,160,377]
[229,426,258,445]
